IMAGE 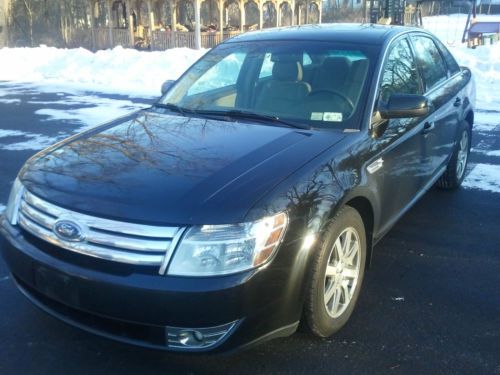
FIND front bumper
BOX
[0,217,302,352]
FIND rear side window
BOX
[258,52,313,79]
[411,36,448,91]
[434,38,460,75]
[379,38,421,102]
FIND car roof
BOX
[227,23,424,46]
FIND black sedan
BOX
[0,24,475,353]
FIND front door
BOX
[369,36,432,234]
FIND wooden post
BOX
[107,0,114,48]
[88,0,96,50]
[219,0,224,39]
[126,0,135,47]
[274,0,281,27]
[259,0,263,29]
[147,0,155,40]
[291,0,295,25]
[171,0,177,47]
[297,3,301,25]
[305,0,309,24]
[171,0,177,28]
[0,0,10,47]
[240,0,245,32]
[317,1,321,23]
[195,0,201,49]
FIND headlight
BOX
[4,178,24,225]
[168,212,288,276]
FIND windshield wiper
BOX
[153,105,310,129]
[192,109,310,130]
[153,102,189,116]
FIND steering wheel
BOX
[307,89,355,114]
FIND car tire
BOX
[437,121,471,189]
[304,206,366,338]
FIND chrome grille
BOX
[18,190,186,269]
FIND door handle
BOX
[422,121,435,134]
[453,97,462,107]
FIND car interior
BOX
[169,46,371,127]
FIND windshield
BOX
[161,40,377,130]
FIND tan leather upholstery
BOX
[255,61,311,116]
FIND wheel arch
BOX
[321,191,376,269]
[345,196,375,269]
[465,110,474,128]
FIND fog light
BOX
[166,320,239,350]
[178,330,205,347]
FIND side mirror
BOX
[161,80,176,95]
[379,94,430,119]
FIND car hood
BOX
[21,110,345,225]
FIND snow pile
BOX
[423,14,500,46]
[450,44,500,111]
[0,18,497,103]
[423,14,500,111]
[462,164,500,193]
[0,46,207,97]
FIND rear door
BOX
[410,34,463,181]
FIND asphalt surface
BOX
[0,83,499,375]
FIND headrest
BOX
[322,56,351,75]
[272,61,303,82]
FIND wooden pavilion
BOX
[88,0,322,50]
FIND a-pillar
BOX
[106,0,114,48]
[126,0,135,47]
[195,0,201,49]
[240,0,245,32]
[147,0,155,40]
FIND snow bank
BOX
[423,14,500,111]
[449,44,500,111]
[0,46,207,97]
[0,16,498,104]
[423,14,500,46]
[462,163,500,193]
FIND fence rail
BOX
[93,28,131,50]
[151,31,241,50]
[91,28,242,51]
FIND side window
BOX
[379,38,421,103]
[259,53,274,79]
[258,52,312,79]
[188,52,245,95]
[434,38,460,75]
[411,36,448,91]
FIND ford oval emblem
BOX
[53,220,84,242]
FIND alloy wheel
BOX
[456,130,469,179]
[323,227,361,319]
